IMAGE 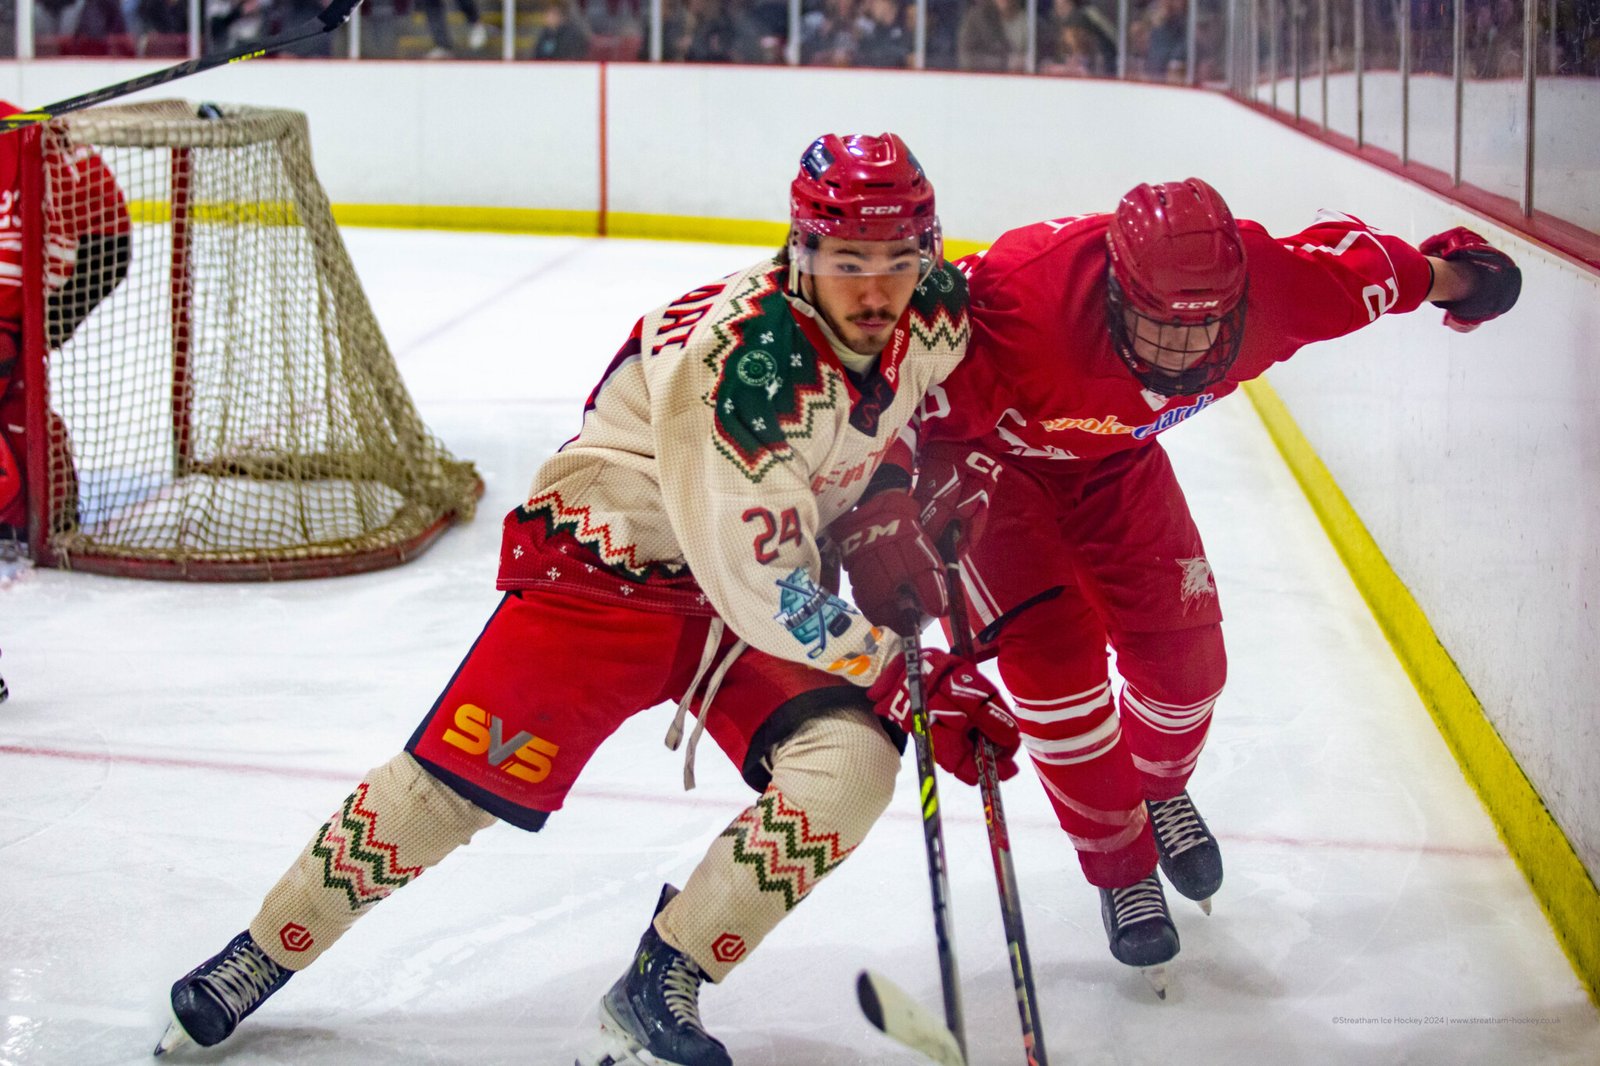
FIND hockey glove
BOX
[832,489,947,634]
[869,649,1021,786]
[914,442,1003,552]
[1419,227,1521,333]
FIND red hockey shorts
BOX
[406,589,874,831]
[951,442,1223,644]
[945,442,1228,886]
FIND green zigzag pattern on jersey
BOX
[703,265,843,484]
[310,784,424,913]
[905,262,972,349]
[718,788,855,911]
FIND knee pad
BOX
[766,705,901,828]
[1115,623,1227,704]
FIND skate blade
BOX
[573,1001,653,1066]
[1141,964,1170,1000]
[1197,897,1213,916]
[152,1018,192,1057]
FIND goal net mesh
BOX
[28,100,480,579]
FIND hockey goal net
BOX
[17,100,481,579]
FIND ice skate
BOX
[1148,790,1223,913]
[1099,873,1179,999]
[576,885,732,1066]
[153,930,292,1055]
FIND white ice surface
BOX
[1,231,1597,1066]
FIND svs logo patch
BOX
[441,704,560,783]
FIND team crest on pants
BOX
[1177,556,1216,609]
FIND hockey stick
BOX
[943,528,1051,1066]
[856,969,964,1066]
[858,603,967,1065]
[0,0,364,133]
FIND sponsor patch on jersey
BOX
[1039,393,1216,441]
[773,567,857,659]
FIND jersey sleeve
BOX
[1255,212,1435,343]
[651,291,897,686]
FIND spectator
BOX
[532,0,593,58]
[958,0,1026,72]
[1041,0,1116,73]
[418,0,490,58]
[856,0,911,67]
[923,0,962,67]
[137,0,187,33]
[57,0,131,52]
[1141,0,1187,81]
[801,0,862,65]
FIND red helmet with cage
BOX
[1105,178,1248,396]
[789,133,942,272]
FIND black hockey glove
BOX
[1420,227,1521,333]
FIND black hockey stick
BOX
[944,527,1051,1066]
[1,0,364,132]
[858,601,967,1066]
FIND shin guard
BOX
[654,707,899,982]
[248,753,495,969]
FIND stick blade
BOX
[856,970,966,1066]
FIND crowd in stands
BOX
[18,0,1600,78]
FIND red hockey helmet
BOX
[1105,178,1248,396]
[789,133,942,277]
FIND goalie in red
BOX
[843,178,1521,990]
[0,100,132,547]
[0,100,132,707]
[152,133,1018,1066]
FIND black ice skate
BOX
[1148,790,1224,913]
[153,930,292,1055]
[577,884,732,1066]
[1099,872,1179,999]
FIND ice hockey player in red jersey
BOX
[0,100,131,545]
[883,178,1520,988]
[152,133,1019,1066]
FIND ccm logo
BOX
[860,205,904,215]
[442,704,560,783]
[839,519,901,556]
[1171,300,1221,310]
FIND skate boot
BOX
[153,930,293,1055]
[1099,872,1179,998]
[577,885,732,1066]
[1148,790,1223,913]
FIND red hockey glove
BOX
[869,649,1021,786]
[832,489,947,634]
[1419,227,1521,333]
[914,442,1003,552]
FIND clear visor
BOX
[788,226,943,283]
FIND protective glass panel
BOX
[348,0,505,60]
[1130,0,1190,80]
[1363,0,1405,155]
[1532,0,1600,230]
[800,0,912,66]
[1325,0,1359,138]
[1459,0,1526,205]
[1194,0,1227,84]
[660,0,783,62]
[1406,0,1454,172]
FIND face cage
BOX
[788,221,943,284]
[1105,274,1248,397]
